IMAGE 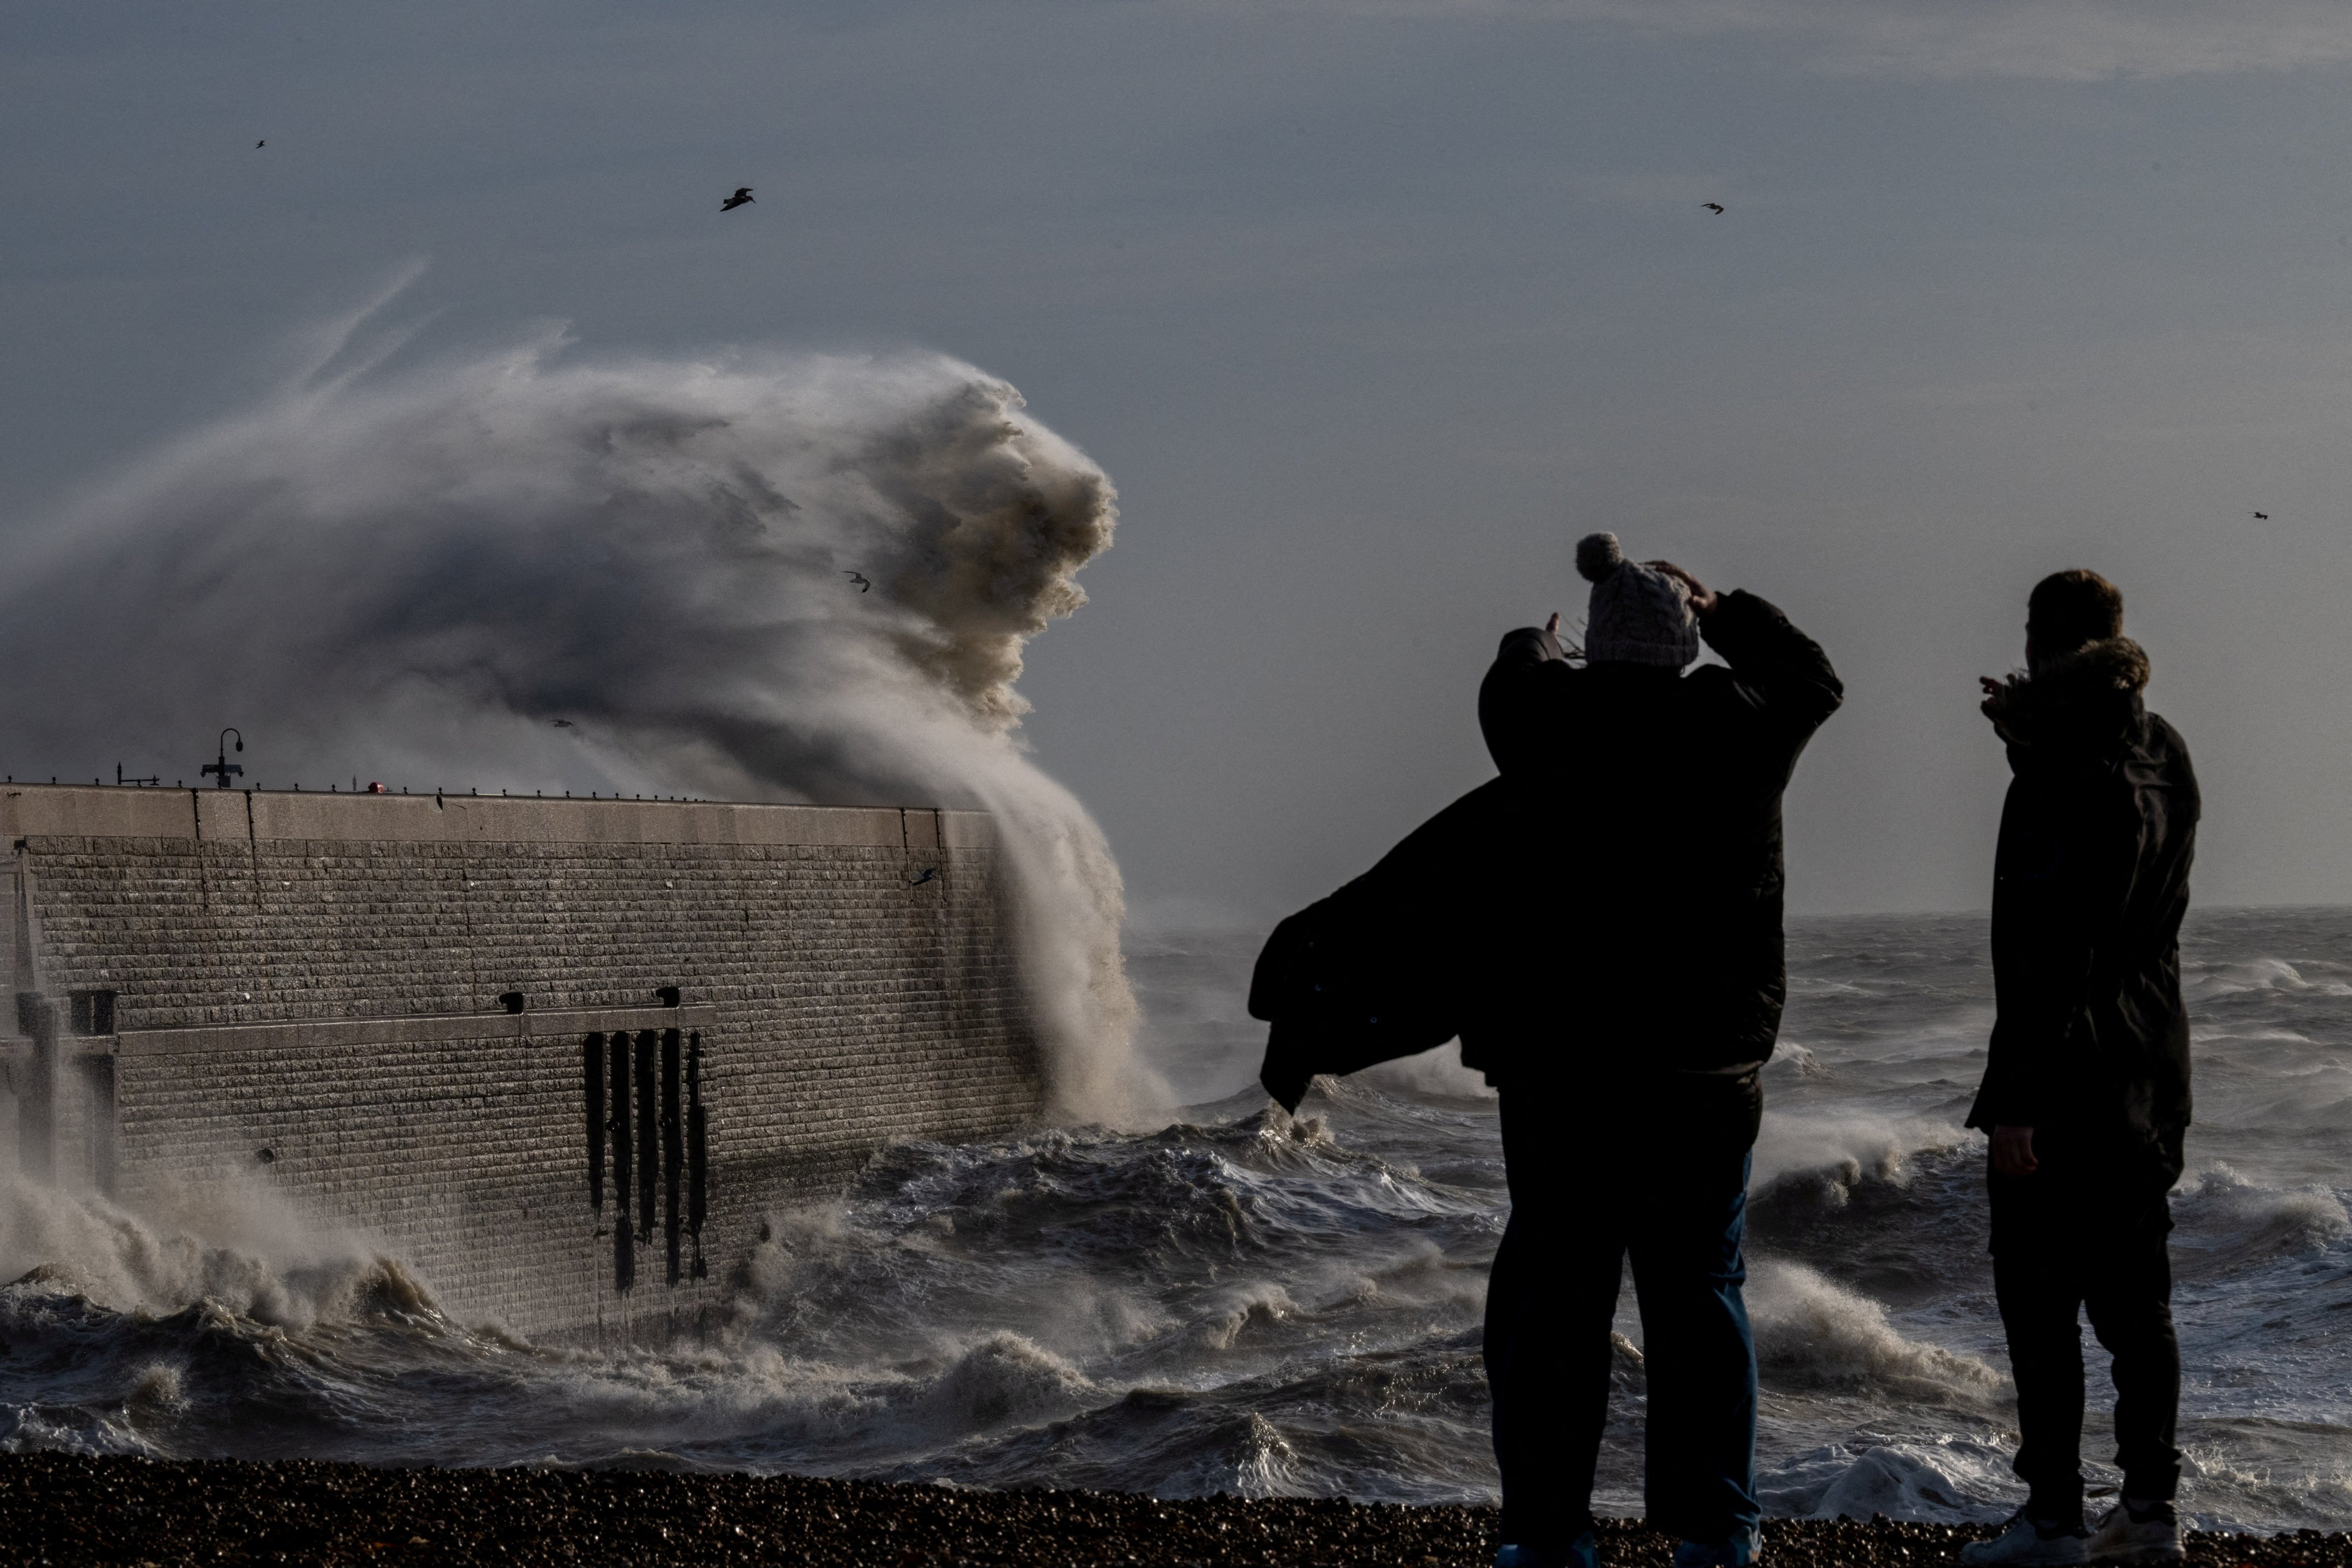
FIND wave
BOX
[2187,956,2352,999]
[1758,1438,2022,1524]
[1358,1042,1497,1101]
[0,295,1153,1122]
[2170,1165,2351,1276]
[0,1175,434,1333]
[1751,1113,1972,1209]
[1747,1262,2002,1405]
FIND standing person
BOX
[1472,534,1842,1568]
[1959,570,2199,1567]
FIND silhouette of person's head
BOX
[2026,568,2123,673]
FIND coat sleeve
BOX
[1696,590,1845,767]
[1477,624,1571,778]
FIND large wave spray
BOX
[0,299,1151,1122]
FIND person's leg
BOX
[1628,1143,1759,1554]
[2083,1192,2182,1505]
[1488,1093,1627,1554]
[1990,1168,2090,1528]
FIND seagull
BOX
[551,720,575,728]
[721,187,754,212]
[2251,510,2270,520]
[256,140,266,149]
[909,867,940,887]
[1702,203,1725,214]
[844,571,872,592]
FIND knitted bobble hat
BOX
[1576,531,1700,669]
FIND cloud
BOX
[1249,0,2352,82]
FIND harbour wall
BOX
[1,785,1046,1342]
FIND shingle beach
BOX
[3,1454,2345,1567]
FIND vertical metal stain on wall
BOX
[661,1028,682,1286]
[582,1032,605,1214]
[634,1030,657,1245]
[687,1032,708,1281]
[608,1031,634,1292]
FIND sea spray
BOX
[0,308,1157,1123]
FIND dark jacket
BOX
[1249,779,1514,1112]
[1471,590,1842,1100]
[1251,589,1840,1122]
[1965,637,2198,1176]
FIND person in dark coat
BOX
[1958,570,2199,1568]
[1475,533,1841,1568]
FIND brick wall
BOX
[1,786,1045,1342]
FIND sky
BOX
[5,1,2352,922]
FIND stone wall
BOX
[1,785,1045,1342]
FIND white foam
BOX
[1747,1261,2003,1403]
[1358,1041,1497,1100]
[1751,1111,1971,1205]
[0,296,1158,1124]
[1758,1438,2021,1523]
[0,1173,434,1332]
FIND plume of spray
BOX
[0,287,1159,1124]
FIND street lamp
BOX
[203,728,244,789]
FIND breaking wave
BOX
[0,290,1150,1120]
[1747,1261,2002,1404]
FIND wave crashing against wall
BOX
[0,314,1150,1123]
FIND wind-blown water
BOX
[5,909,2348,1531]
[0,301,1145,1119]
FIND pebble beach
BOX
[5,1455,2347,1567]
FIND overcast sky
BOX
[6,1,2352,921]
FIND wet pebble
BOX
[0,1455,2343,1566]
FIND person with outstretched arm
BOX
[1958,570,2199,1568]
[1472,534,1842,1568]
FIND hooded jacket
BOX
[1965,636,2199,1175]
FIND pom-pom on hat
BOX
[1575,531,1699,668]
[1575,532,1624,583]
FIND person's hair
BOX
[2027,569,2123,658]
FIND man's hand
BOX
[1990,1124,2038,1178]
[1979,675,2009,723]
[1546,611,1562,638]
[1647,560,1719,617]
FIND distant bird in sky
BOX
[2252,511,2270,520]
[551,719,574,728]
[1702,202,1725,214]
[909,867,940,887]
[844,571,872,592]
[721,187,754,212]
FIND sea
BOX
[3,909,2348,1532]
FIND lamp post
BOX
[202,728,244,789]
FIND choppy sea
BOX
[4,909,2349,1531]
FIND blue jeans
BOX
[1485,1093,1760,1550]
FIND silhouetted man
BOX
[1960,569,2198,1567]
[1473,533,1842,1568]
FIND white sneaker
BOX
[2085,1499,2182,1564]
[1959,1510,2090,1565]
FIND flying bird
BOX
[1702,203,1725,214]
[2252,511,2270,520]
[721,187,754,212]
[551,720,574,728]
[256,140,266,149]
[909,867,940,887]
[844,571,872,592]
